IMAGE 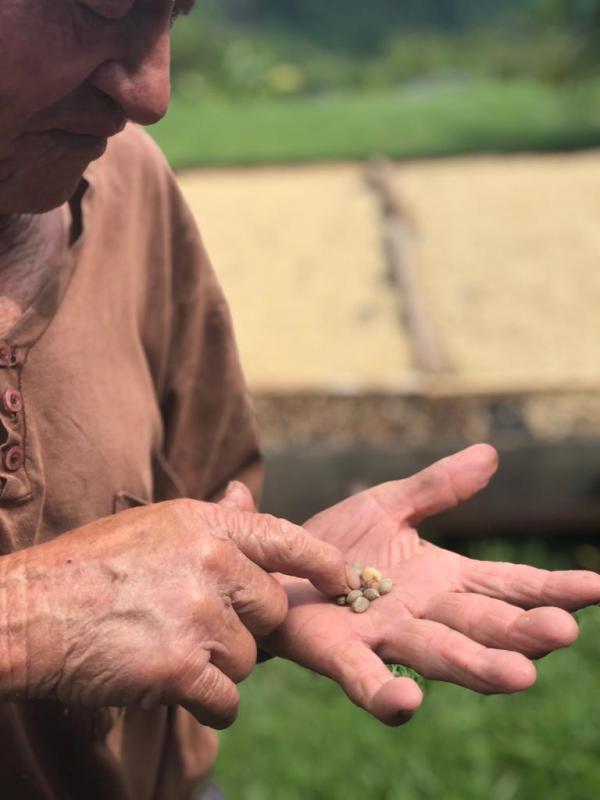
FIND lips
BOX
[32,120,127,158]
[27,112,127,142]
[34,129,110,158]
[57,118,127,139]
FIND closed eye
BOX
[77,2,119,29]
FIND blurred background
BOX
[151,2,600,798]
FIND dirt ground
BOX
[177,152,600,395]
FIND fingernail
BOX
[346,565,361,590]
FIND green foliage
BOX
[162,1,600,168]
[169,2,580,100]
[220,1,534,53]
[542,0,600,27]
[388,663,427,691]
[217,540,599,799]
[149,79,600,169]
[216,607,600,800]
[170,23,580,100]
[537,0,600,74]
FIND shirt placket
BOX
[0,339,30,501]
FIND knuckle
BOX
[267,581,289,630]
[248,580,289,636]
[173,499,230,541]
[172,497,204,522]
[196,666,239,721]
[199,534,229,571]
[227,573,288,637]
[171,645,210,693]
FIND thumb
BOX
[374,443,498,526]
[328,640,423,726]
[219,481,257,512]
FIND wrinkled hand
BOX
[250,445,600,725]
[0,497,355,728]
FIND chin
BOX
[0,152,99,215]
[1,185,77,215]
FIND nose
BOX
[88,26,171,126]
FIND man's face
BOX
[0,1,193,215]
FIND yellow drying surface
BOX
[178,152,600,393]
[177,164,412,392]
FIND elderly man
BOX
[0,2,599,799]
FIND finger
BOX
[219,507,360,596]
[208,606,258,683]
[461,558,600,610]
[219,481,257,513]
[425,592,579,658]
[326,639,423,726]
[374,444,498,525]
[178,662,240,730]
[380,618,537,694]
[224,547,289,637]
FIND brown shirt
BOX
[0,125,262,799]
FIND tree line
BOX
[216,0,532,52]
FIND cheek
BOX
[0,4,110,214]
[0,9,102,135]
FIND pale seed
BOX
[379,578,394,595]
[361,566,382,584]
[351,596,370,614]
[364,587,380,601]
[352,563,362,575]
[335,595,348,606]
[346,589,364,604]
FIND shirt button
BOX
[0,342,15,368]
[3,446,24,472]
[1,389,23,414]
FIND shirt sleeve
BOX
[147,164,263,506]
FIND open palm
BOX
[260,445,600,725]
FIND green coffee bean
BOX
[351,596,370,614]
[346,589,364,604]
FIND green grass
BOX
[216,608,600,800]
[150,79,600,169]
[216,540,600,799]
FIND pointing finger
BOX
[217,507,359,597]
